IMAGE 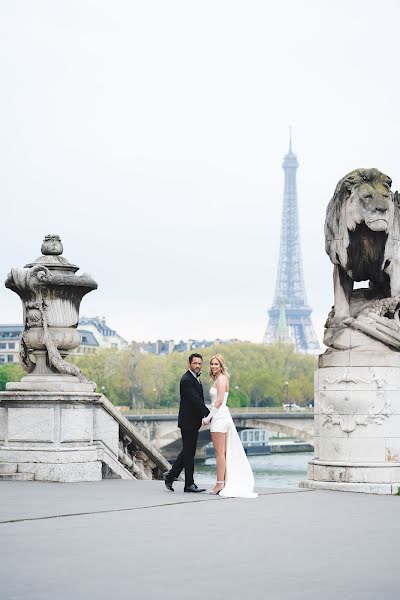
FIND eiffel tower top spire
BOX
[285,125,296,161]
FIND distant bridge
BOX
[126,409,314,460]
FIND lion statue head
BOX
[325,168,399,275]
[324,168,400,349]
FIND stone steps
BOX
[0,472,35,481]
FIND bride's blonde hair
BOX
[209,354,230,381]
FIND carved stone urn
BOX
[5,235,98,392]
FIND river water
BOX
[195,452,313,488]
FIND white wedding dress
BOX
[209,387,257,499]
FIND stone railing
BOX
[0,391,171,482]
[97,395,170,480]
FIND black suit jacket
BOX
[178,370,210,430]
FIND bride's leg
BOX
[211,432,226,491]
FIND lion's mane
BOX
[324,168,399,274]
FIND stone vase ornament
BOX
[301,169,400,494]
[5,234,97,392]
[0,236,171,482]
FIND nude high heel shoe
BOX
[207,481,225,495]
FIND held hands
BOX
[202,405,212,427]
[202,405,218,426]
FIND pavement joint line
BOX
[0,488,313,525]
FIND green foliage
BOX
[395,487,400,496]
[69,342,317,409]
[190,343,316,408]
[0,363,25,391]
[70,348,138,406]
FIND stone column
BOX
[302,347,400,494]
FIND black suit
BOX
[169,370,210,487]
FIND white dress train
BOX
[209,387,257,499]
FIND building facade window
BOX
[7,355,13,363]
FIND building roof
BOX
[79,316,125,339]
[78,329,99,347]
[0,324,99,347]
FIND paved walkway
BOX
[0,481,399,599]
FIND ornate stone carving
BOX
[320,391,391,433]
[0,238,172,483]
[324,169,400,352]
[320,369,391,433]
[322,373,386,388]
[41,234,63,256]
[5,235,98,391]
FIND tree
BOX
[68,342,317,408]
[70,349,135,406]
[0,364,25,391]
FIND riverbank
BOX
[270,440,313,453]
[202,440,313,459]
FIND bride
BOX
[202,354,257,498]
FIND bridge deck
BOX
[0,480,398,599]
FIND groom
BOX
[165,353,210,493]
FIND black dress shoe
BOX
[184,483,206,493]
[164,475,174,492]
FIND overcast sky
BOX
[1,1,399,344]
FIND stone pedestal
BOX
[0,392,120,482]
[301,351,400,494]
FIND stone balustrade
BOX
[0,391,171,482]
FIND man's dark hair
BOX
[189,353,203,364]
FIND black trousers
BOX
[169,428,199,487]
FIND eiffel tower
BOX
[263,135,320,352]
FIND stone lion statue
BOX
[325,168,400,347]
